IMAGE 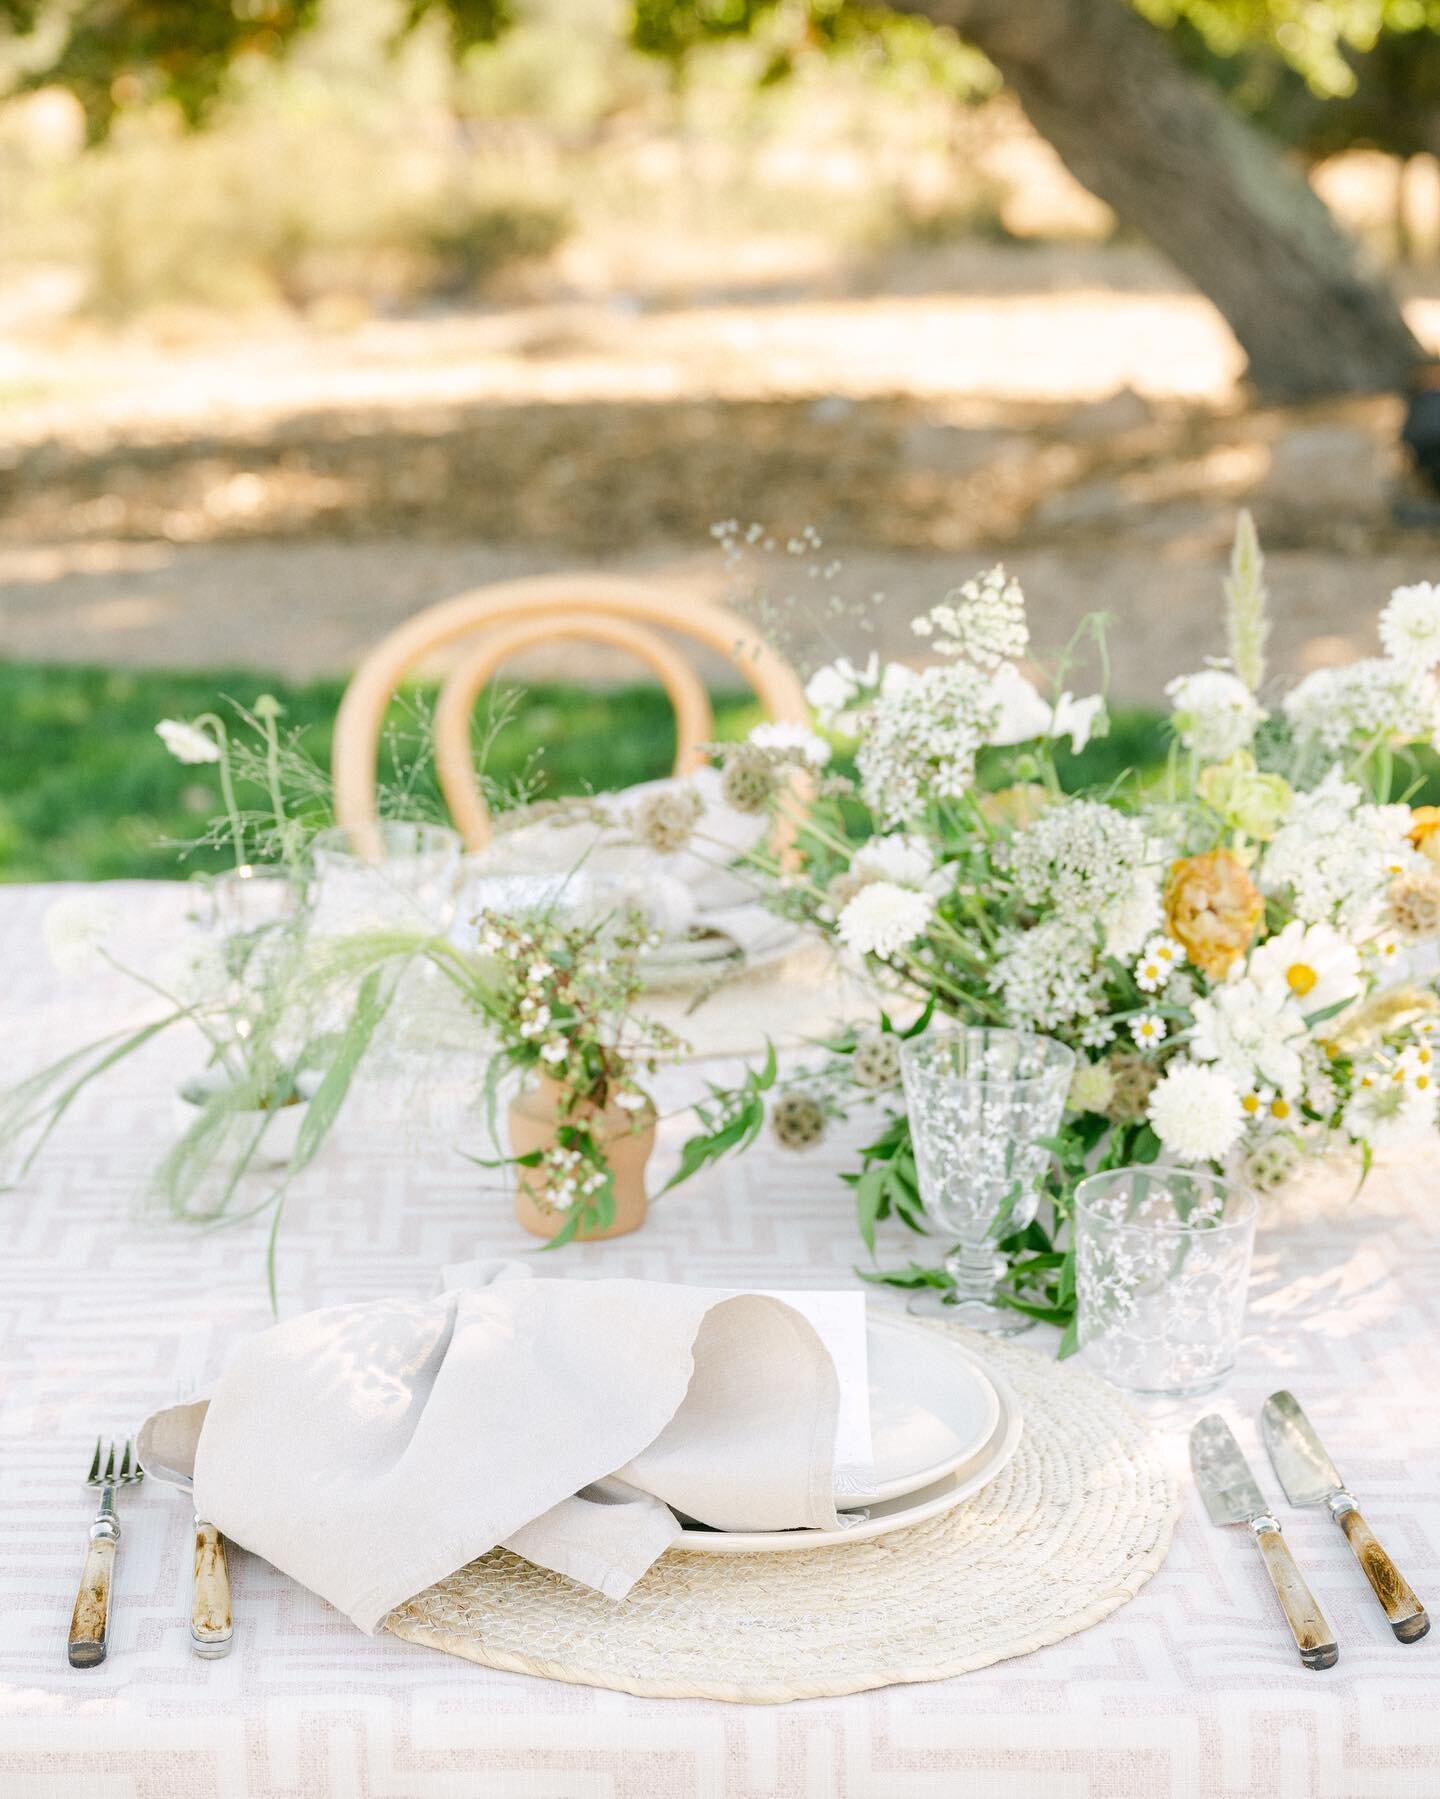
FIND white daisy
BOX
[1147,1061,1245,1163]
[1246,920,1362,1019]
[836,881,935,960]
[1130,1013,1167,1052]
[155,718,221,765]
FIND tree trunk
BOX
[885,0,1424,399]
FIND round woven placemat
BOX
[385,1320,1179,1703]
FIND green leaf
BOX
[854,1165,889,1255]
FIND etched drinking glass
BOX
[309,823,462,936]
[900,1027,1075,1335]
[1074,1166,1257,1397]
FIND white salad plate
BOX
[672,1322,1022,1555]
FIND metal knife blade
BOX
[1190,1413,1271,1526]
[1261,1391,1344,1508]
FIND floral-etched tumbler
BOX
[900,1027,1075,1334]
[1074,1166,1256,1396]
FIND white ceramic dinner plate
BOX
[671,1323,1023,1555]
[860,1313,1001,1503]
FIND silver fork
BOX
[67,1438,143,1668]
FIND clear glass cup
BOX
[309,822,462,936]
[900,1027,1075,1334]
[1074,1166,1257,1397]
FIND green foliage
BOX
[663,1041,779,1192]
[0,664,760,883]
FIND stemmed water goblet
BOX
[900,1026,1075,1334]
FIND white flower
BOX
[1282,660,1439,753]
[1344,1060,1438,1148]
[42,894,117,979]
[1130,1013,1167,1051]
[1190,977,1308,1097]
[748,721,832,768]
[1260,769,1416,929]
[614,1089,649,1112]
[1166,669,1266,761]
[856,661,999,824]
[1134,936,1183,993]
[155,718,221,765]
[1102,872,1164,962]
[986,664,1053,747]
[540,1040,568,1066]
[852,834,934,889]
[990,917,1108,1034]
[1246,920,1362,1018]
[1380,582,1440,672]
[1147,1061,1245,1163]
[803,654,884,732]
[1008,800,1162,950]
[1050,691,1106,755]
[916,565,1029,671]
[836,881,935,959]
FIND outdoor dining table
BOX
[2,881,1438,1799]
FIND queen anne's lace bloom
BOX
[1380,581,1440,672]
[1282,659,1440,753]
[836,881,935,959]
[856,662,999,824]
[1146,1061,1245,1163]
[912,565,1028,670]
[1165,669,1265,762]
[1007,801,1161,948]
[1260,769,1416,929]
[990,917,1108,1034]
[42,894,117,979]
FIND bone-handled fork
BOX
[68,1438,143,1668]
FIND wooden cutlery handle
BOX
[1334,1504,1429,1643]
[191,1519,234,1658]
[1253,1521,1339,1669]
[68,1532,117,1668]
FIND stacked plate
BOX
[673,1315,1023,1554]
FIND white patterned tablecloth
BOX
[1,882,1438,1799]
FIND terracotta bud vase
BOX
[507,1075,656,1242]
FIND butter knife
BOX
[1190,1413,1339,1669]
[1262,1391,1428,1644]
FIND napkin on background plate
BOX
[139,1262,872,1632]
[457,768,793,961]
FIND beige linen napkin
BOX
[140,1263,869,1632]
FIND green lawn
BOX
[0,662,1172,883]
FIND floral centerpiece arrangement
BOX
[692,518,1440,1342]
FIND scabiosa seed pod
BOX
[770,1091,826,1150]
[851,1031,902,1090]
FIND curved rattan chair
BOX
[331,574,809,855]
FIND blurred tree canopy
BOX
[2,0,1433,396]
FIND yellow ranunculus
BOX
[1164,849,1265,979]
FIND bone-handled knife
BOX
[1190,1413,1339,1669]
[1262,1391,1428,1644]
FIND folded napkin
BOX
[140,1263,872,1632]
[458,769,789,960]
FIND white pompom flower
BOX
[851,833,934,889]
[1146,1060,1245,1164]
[1380,581,1440,672]
[155,718,221,765]
[836,881,935,960]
